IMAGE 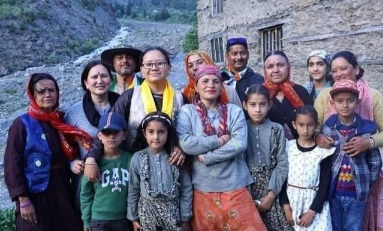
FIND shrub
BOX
[0,208,16,231]
[183,23,198,52]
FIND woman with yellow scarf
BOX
[84,47,186,181]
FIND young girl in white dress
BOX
[283,105,335,231]
[127,112,192,231]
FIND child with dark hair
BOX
[128,112,192,231]
[81,112,132,231]
[322,80,382,231]
[282,105,335,230]
[243,84,293,231]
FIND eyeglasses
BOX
[141,61,167,69]
[227,37,247,45]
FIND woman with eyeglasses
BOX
[84,47,186,182]
[4,73,91,231]
[177,64,267,231]
[64,60,120,212]
[183,50,241,106]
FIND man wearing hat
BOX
[101,44,143,94]
[221,37,264,102]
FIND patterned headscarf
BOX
[183,50,229,103]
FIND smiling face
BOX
[331,57,359,83]
[113,53,137,78]
[264,54,290,84]
[225,44,249,72]
[84,64,112,96]
[33,79,58,112]
[140,49,171,84]
[307,56,327,81]
[187,54,206,77]
[195,74,223,103]
[144,120,168,153]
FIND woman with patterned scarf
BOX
[263,50,313,140]
[84,47,186,181]
[177,64,267,231]
[314,51,383,231]
[4,73,92,231]
[183,50,241,106]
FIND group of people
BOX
[4,36,383,231]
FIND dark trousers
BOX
[91,218,132,231]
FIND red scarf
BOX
[27,83,92,161]
[264,79,304,109]
[193,96,228,137]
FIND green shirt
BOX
[81,150,131,228]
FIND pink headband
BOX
[194,65,222,82]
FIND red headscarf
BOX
[263,54,304,108]
[183,50,229,103]
[27,73,92,161]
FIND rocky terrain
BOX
[0,19,191,210]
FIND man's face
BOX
[225,44,249,72]
[113,53,136,78]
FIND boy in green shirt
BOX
[81,112,132,231]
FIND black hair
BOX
[264,50,290,64]
[140,47,172,68]
[132,111,178,154]
[293,105,318,125]
[306,55,333,99]
[243,84,271,103]
[28,73,59,96]
[81,60,113,91]
[330,51,364,80]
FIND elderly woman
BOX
[305,49,332,100]
[177,64,267,231]
[65,60,120,210]
[314,51,383,231]
[183,50,241,106]
[84,47,185,180]
[4,73,92,231]
[263,50,313,140]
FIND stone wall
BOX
[197,0,383,92]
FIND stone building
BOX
[197,0,383,91]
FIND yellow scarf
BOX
[140,80,175,118]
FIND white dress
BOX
[286,140,335,231]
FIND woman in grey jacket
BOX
[176,64,266,231]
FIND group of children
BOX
[81,79,381,231]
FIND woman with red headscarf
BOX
[4,73,92,231]
[263,50,313,140]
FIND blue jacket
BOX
[322,113,382,201]
[20,114,52,193]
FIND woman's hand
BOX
[133,221,141,231]
[257,191,275,213]
[19,197,38,224]
[219,134,231,147]
[315,133,334,149]
[197,155,205,163]
[83,227,92,231]
[169,145,185,166]
[283,204,294,225]
[71,160,84,174]
[84,158,100,182]
[343,136,370,157]
[297,209,315,228]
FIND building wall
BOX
[197,0,383,92]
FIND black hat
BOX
[101,44,142,73]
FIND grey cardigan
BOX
[176,103,253,192]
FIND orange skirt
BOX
[191,187,267,231]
